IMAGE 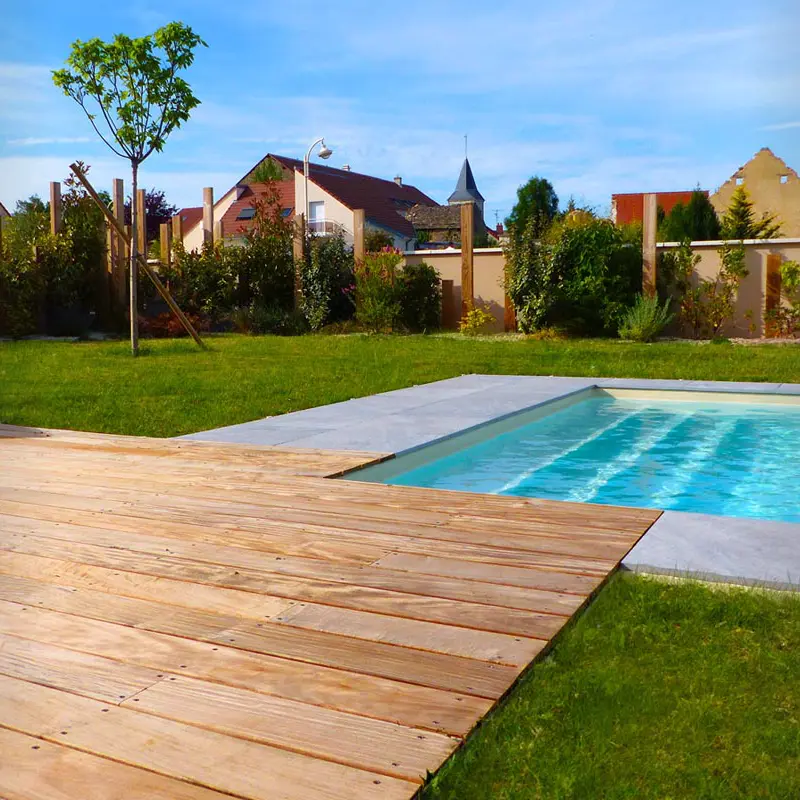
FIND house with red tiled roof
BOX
[181,154,438,252]
[176,206,202,233]
[0,201,10,218]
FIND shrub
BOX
[459,304,496,336]
[505,216,641,335]
[619,294,674,342]
[765,260,800,336]
[353,250,402,333]
[301,235,355,331]
[397,262,440,332]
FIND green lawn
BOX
[422,573,800,800]
[1,334,798,436]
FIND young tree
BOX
[505,177,559,238]
[53,22,206,354]
[659,190,721,242]
[720,185,782,240]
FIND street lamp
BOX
[304,137,333,233]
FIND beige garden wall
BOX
[404,248,507,331]
[658,238,800,337]
[404,239,800,337]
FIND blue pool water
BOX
[385,395,800,523]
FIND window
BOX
[735,176,744,186]
[309,201,325,222]
[236,207,255,220]
[281,207,292,217]
[780,175,789,184]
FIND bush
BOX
[397,262,440,332]
[353,250,402,333]
[619,294,673,342]
[459,304,496,336]
[301,235,355,331]
[505,216,640,335]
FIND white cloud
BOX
[762,121,800,131]
[7,137,92,146]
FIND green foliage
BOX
[661,240,749,338]
[396,262,440,332]
[364,227,395,253]
[164,182,294,324]
[230,303,308,336]
[658,190,721,242]
[459,304,495,336]
[422,572,800,800]
[619,294,674,342]
[506,176,558,237]
[505,217,641,335]
[248,159,284,184]
[720,186,782,240]
[53,22,206,164]
[353,251,402,333]
[301,235,355,331]
[0,165,107,336]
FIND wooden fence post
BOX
[765,253,782,338]
[213,219,223,243]
[171,213,183,244]
[642,193,657,296]
[353,209,365,263]
[202,187,214,245]
[441,279,457,329]
[49,182,62,235]
[160,223,172,267]
[293,213,306,310]
[504,294,516,332]
[136,189,147,255]
[110,179,126,315]
[460,202,475,317]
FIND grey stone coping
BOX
[182,374,800,591]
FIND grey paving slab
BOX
[623,511,800,590]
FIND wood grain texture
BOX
[0,424,657,800]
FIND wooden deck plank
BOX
[0,675,417,800]
[0,633,165,704]
[0,727,238,800]
[0,585,490,735]
[0,424,657,800]
[0,497,617,576]
[124,676,457,782]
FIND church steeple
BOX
[448,158,485,206]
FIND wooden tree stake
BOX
[460,202,475,316]
[49,182,62,235]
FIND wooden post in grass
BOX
[642,193,657,297]
[460,201,475,317]
[353,208,365,262]
[213,219,223,243]
[110,179,126,314]
[293,213,305,310]
[504,294,516,332]
[202,187,214,245]
[69,162,204,348]
[49,182,62,235]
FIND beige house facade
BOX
[710,148,800,237]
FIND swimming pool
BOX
[350,390,800,523]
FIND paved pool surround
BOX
[184,375,800,590]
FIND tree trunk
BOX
[130,160,139,355]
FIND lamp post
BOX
[303,137,333,233]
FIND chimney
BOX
[342,164,351,171]
[394,175,403,186]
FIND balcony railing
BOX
[307,218,349,236]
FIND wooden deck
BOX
[0,424,660,800]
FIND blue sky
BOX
[1,0,798,223]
